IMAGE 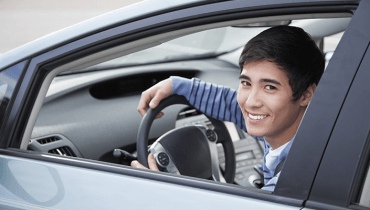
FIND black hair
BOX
[238,25,325,101]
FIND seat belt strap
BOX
[274,159,286,177]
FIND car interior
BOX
[21,13,352,189]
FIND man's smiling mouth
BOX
[248,113,268,120]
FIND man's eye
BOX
[266,85,276,90]
[241,81,250,86]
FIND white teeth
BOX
[249,113,267,120]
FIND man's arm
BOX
[135,76,245,170]
[137,76,245,131]
[173,76,244,130]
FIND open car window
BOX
[26,14,351,188]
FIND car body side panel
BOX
[0,154,300,210]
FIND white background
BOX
[0,0,143,54]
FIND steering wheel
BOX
[137,95,236,183]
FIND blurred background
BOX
[0,0,143,54]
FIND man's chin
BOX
[245,129,265,138]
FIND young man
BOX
[131,25,325,191]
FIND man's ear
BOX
[300,83,317,106]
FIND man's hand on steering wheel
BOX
[137,78,172,119]
[133,78,172,172]
[131,153,159,171]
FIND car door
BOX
[0,0,363,209]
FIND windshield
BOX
[61,17,350,75]
[64,26,268,74]
[111,26,268,64]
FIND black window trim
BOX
[0,60,30,148]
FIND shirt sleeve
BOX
[171,76,246,132]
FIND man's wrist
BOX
[170,76,193,99]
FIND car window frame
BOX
[0,0,362,208]
[0,61,29,148]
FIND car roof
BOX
[0,0,360,71]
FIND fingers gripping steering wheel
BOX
[137,95,236,183]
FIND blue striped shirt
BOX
[171,76,294,191]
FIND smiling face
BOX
[237,60,310,149]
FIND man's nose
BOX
[245,89,263,108]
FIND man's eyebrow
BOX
[239,75,282,86]
[261,79,282,86]
[239,75,250,80]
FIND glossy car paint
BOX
[0,154,298,210]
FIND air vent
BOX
[37,136,61,145]
[48,146,76,157]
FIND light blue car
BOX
[1,0,370,209]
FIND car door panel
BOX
[0,153,302,210]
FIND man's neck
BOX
[265,132,294,150]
